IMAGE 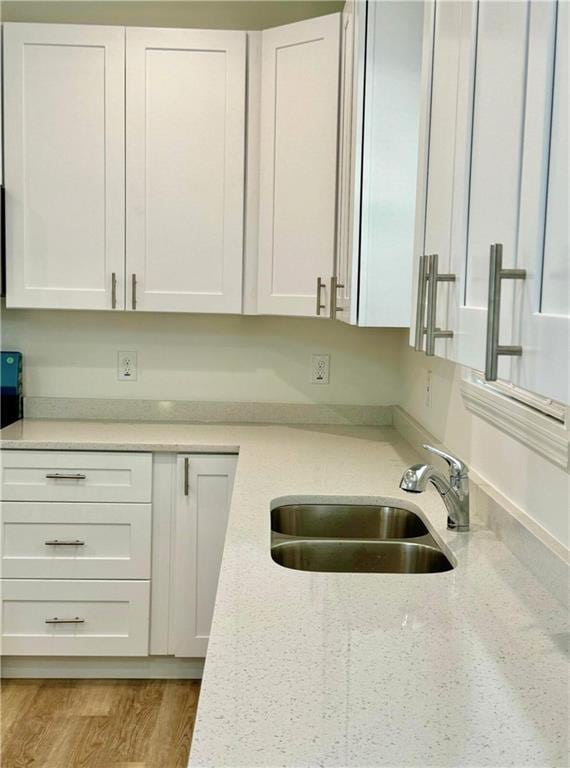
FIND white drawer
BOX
[1,579,150,656]
[1,502,151,579]
[1,451,152,503]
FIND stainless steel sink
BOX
[271,539,454,574]
[271,503,429,539]
[270,501,455,574]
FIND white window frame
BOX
[460,369,569,469]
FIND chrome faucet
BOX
[399,445,470,532]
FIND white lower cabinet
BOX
[171,455,237,657]
[0,450,236,664]
[1,579,150,656]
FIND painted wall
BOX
[400,344,569,549]
[1,1,344,28]
[0,307,403,406]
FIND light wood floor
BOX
[0,679,201,768]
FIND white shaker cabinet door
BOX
[4,23,125,310]
[450,2,530,373]
[126,28,246,314]
[172,454,236,658]
[512,0,569,403]
[410,1,476,355]
[257,14,340,317]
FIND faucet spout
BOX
[399,446,470,532]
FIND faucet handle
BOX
[423,444,468,479]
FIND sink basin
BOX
[271,504,429,539]
[271,539,454,574]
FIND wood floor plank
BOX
[0,680,41,742]
[144,681,201,768]
[0,679,201,768]
[1,679,79,768]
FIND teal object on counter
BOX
[1,351,23,427]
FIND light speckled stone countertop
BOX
[1,420,568,767]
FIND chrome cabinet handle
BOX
[131,273,137,310]
[111,272,117,309]
[414,255,429,351]
[45,539,85,546]
[316,277,326,316]
[45,473,86,480]
[330,276,345,317]
[184,457,190,496]
[484,243,526,381]
[425,253,455,356]
[45,617,85,625]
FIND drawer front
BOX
[1,502,151,579]
[1,579,150,656]
[1,451,152,503]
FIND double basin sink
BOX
[271,503,454,574]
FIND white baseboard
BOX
[1,655,204,679]
[392,405,569,607]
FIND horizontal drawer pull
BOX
[44,539,85,546]
[45,473,87,480]
[45,617,85,624]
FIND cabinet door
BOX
[126,28,246,313]
[4,23,125,310]
[513,0,568,402]
[334,1,362,325]
[451,2,530,373]
[358,0,424,328]
[411,2,476,356]
[257,14,340,317]
[172,455,236,657]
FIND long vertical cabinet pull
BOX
[315,277,326,316]
[425,254,455,356]
[111,273,117,309]
[131,274,137,310]
[330,276,345,317]
[184,457,190,496]
[484,243,526,380]
[414,255,429,350]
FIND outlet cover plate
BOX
[311,354,330,385]
[118,350,138,381]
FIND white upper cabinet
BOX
[410,1,476,356]
[512,0,568,403]
[336,1,424,327]
[4,23,125,310]
[358,1,424,327]
[126,28,246,313]
[412,0,567,403]
[334,0,362,324]
[451,1,530,374]
[257,14,341,317]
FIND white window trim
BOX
[460,371,569,470]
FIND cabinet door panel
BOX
[411,1,476,356]
[452,2,529,373]
[126,28,246,313]
[358,1,424,327]
[513,0,568,402]
[172,455,236,658]
[257,14,340,316]
[334,3,359,324]
[4,23,125,310]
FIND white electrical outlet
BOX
[311,354,330,384]
[118,351,138,381]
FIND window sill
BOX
[460,376,569,470]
